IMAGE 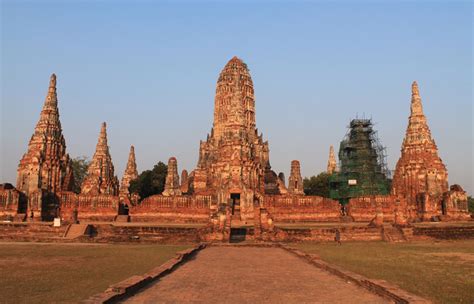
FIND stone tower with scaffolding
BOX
[329,118,391,204]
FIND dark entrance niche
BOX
[118,203,129,216]
[230,193,240,216]
[230,228,247,243]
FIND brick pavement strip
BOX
[123,246,390,304]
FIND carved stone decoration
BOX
[81,122,119,195]
[327,145,338,174]
[192,56,275,219]
[180,169,189,194]
[288,160,304,195]
[163,157,182,196]
[120,145,138,199]
[16,74,73,217]
[392,82,448,219]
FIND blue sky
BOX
[1,1,472,194]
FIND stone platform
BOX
[1,221,473,244]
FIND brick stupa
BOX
[17,74,73,196]
[192,56,281,219]
[163,157,181,196]
[327,145,337,174]
[81,122,119,195]
[392,82,448,217]
[288,160,304,195]
[119,145,138,199]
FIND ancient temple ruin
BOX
[16,74,73,219]
[192,56,283,220]
[119,145,138,200]
[162,157,182,196]
[81,122,120,195]
[288,160,304,195]
[392,82,468,220]
[1,59,470,229]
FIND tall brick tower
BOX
[193,56,275,219]
[17,74,73,197]
[81,122,119,195]
[392,82,448,219]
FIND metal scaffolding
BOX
[329,118,391,204]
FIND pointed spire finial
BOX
[97,122,108,148]
[127,145,136,165]
[50,73,57,87]
[412,81,419,96]
[410,81,424,116]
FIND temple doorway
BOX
[441,200,447,215]
[118,203,129,216]
[230,193,240,216]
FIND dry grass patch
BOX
[296,240,474,304]
[0,242,190,304]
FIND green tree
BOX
[468,196,474,214]
[129,161,168,200]
[303,172,330,197]
[70,156,90,194]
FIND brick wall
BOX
[264,195,341,222]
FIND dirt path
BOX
[124,246,389,304]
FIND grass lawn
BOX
[296,240,474,304]
[0,242,190,304]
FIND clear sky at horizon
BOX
[1,1,473,194]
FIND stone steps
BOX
[382,226,406,242]
[64,223,89,239]
[115,215,130,222]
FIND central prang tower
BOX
[193,56,275,220]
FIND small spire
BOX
[412,81,419,96]
[100,122,107,138]
[119,145,138,198]
[36,73,60,128]
[327,145,338,174]
[128,145,136,163]
[49,73,57,88]
[43,73,58,107]
[97,122,108,149]
[410,81,424,116]
[82,121,118,195]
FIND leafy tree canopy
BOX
[129,161,168,200]
[70,156,90,194]
[468,196,474,214]
[303,172,330,197]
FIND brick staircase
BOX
[63,223,90,239]
[382,226,406,242]
[115,215,130,222]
